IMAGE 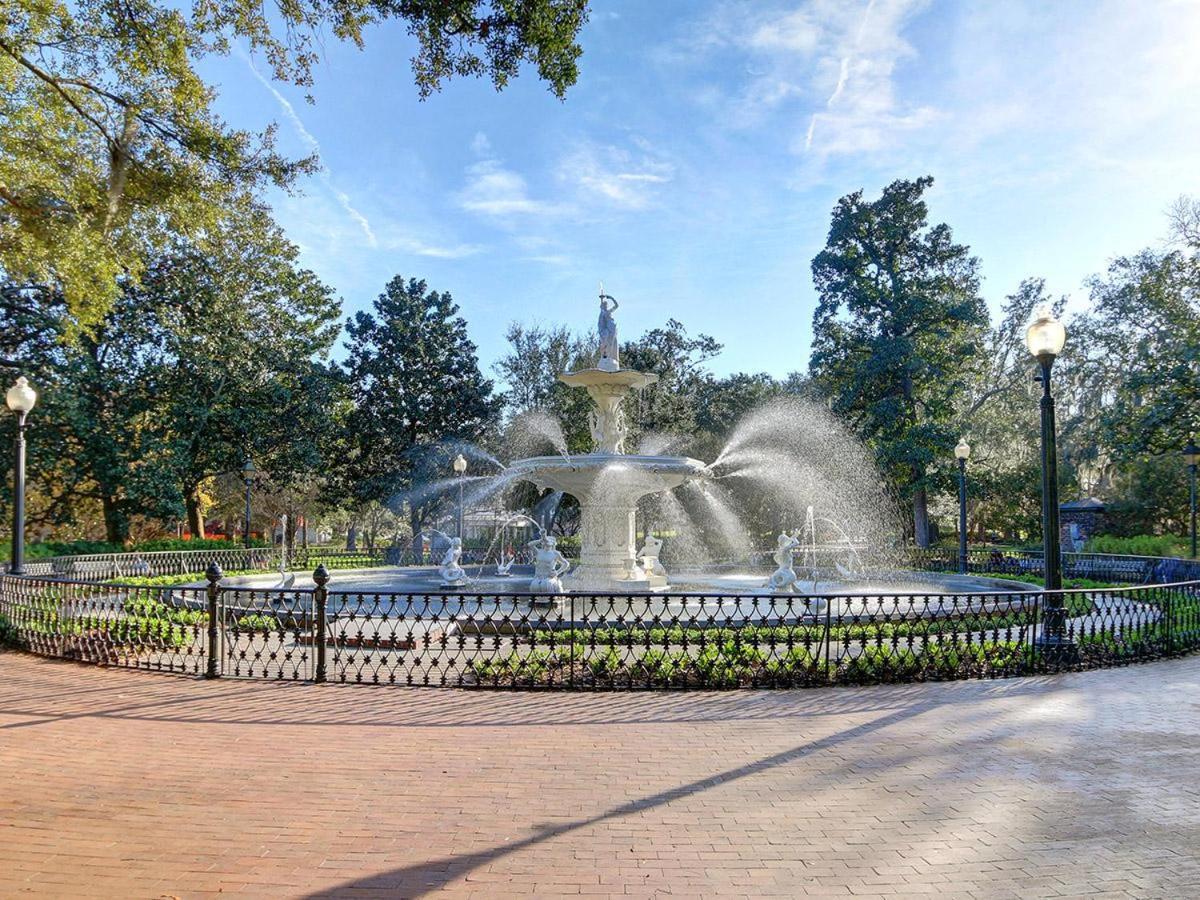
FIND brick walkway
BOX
[2,650,1199,898]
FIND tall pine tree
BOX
[334,276,499,545]
[809,177,988,546]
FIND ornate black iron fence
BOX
[908,547,1200,585]
[4,565,1199,688]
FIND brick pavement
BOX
[1,648,1199,898]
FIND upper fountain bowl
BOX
[508,453,708,501]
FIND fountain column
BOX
[506,291,708,593]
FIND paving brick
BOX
[2,649,1200,897]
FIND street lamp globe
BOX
[242,457,257,479]
[954,438,971,462]
[1025,305,1067,359]
[453,453,468,475]
[6,377,37,415]
[1184,432,1200,468]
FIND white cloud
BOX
[457,159,560,218]
[746,8,821,53]
[559,141,675,210]
[385,236,484,259]
[470,131,492,156]
[665,0,934,157]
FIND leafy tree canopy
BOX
[809,176,988,545]
[333,275,500,539]
[0,0,589,326]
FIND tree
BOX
[333,276,500,547]
[0,1,310,326]
[1,0,589,324]
[0,199,341,542]
[494,321,594,453]
[952,279,1064,542]
[1074,249,1199,459]
[621,318,722,450]
[809,176,989,546]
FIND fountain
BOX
[220,285,1037,613]
[506,288,708,591]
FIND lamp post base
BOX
[1033,633,1080,665]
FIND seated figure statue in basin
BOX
[528,534,571,594]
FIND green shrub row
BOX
[470,638,1030,687]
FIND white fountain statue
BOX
[637,534,668,589]
[766,530,803,593]
[438,536,468,587]
[506,287,708,591]
[528,534,572,594]
[495,548,516,577]
[597,283,620,373]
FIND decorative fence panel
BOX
[0,575,210,674]
[6,569,1200,688]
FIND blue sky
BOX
[200,0,1200,382]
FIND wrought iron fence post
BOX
[313,564,329,683]
[1164,586,1172,656]
[205,562,223,679]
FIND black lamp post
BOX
[954,438,971,574]
[1025,306,1070,651]
[6,377,37,575]
[453,453,468,539]
[1185,432,1199,560]
[242,458,256,549]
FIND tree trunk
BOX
[185,490,205,540]
[410,510,423,563]
[346,521,358,551]
[102,495,129,545]
[912,486,930,548]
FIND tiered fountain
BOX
[507,289,708,591]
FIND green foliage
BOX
[469,637,1030,687]
[0,0,310,326]
[1,0,588,324]
[1084,534,1188,557]
[809,177,989,545]
[332,275,500,538]
[1,200,341,542]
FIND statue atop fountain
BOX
[597,284,620,372]
[528,534,571,594]
[438,536,468,587]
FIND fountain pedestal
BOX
[510,453,707,592]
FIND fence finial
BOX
[205,561,223,584]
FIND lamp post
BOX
[954,438,971,574]
[242,458,256,549]
[1025,306,1070,652]
[6,377,37,575]
[453,453,468,539]
[1185,433,1199,560]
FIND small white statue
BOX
[638,533,668,588]
[597,286,620,372]
[766,530,802,593]
[638,534,666,578]
[495,546,515,577]
[528,535,571,594]
[438,537,468,586]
